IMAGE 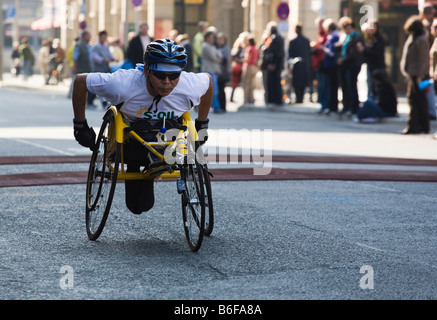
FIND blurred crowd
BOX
[9,4,437,136]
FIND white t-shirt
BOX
[86,68,210,121]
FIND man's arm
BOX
[72,73,96,150]
[72,74,89,121]
[194,74,213,146]
[197,74,213,121]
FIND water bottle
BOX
[418,78,434,91]
[156,117,167,143]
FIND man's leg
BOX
[125,164,155,215]
[124,142,155,214]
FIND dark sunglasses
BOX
[151,70,181,81]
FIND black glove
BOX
[73,119,96,151]
[195,118,209,146]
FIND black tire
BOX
[181,160,205,252]
[202,164,214,236]
[85,116,120,240]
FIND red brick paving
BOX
[1,155,437,188]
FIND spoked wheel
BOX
[181,159,205,252]
[85,115,120,240]
[192,143,214,236]
[202,163,214,236]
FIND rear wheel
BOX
[85,115,120,240]
[181,160,205,252]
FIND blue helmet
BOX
[143,39,187,70]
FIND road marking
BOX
[356,242,386,252]
[0,127,72,139]
[11,138,74,156]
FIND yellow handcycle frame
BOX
[104,105,200,181]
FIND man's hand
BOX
[195,118,209,146]
[73,119,96,151]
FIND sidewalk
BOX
[0,71,412,124]
[0,72,71,95]
[230,87,408,119]
[225,71,411,124]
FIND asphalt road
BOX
[1,180,437,300]
[1,83,437,304]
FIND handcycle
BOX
[85,105,214,252]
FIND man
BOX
[19,37,35,79]
[421,2,435,46]
[201,29,223,113]
[288,24,311,103]
[216,32,231,112]
[92,30,115,73]
[126,22,153,66]
[400,15,430,135]
[337,20,364,116]
[176,33,194,72]
[72,39,213,214]
[193,21,209,72]
[91,30,116,108]
[260,21,285,106]
[72,30,95,108]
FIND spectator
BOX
[67,37,79,98]
[126,22,153,66]
[419,3,436,120]
[10,41,21,77]
[91,30,116,108]
[109,38,125,69]
[39,40,51,84]
[176,33,194,72]
[92,31,115,73]
[229,32,247,102]
[400,15,430,134]
[318,19,340,114]
[355,69,397,123]
[19,38,35,79]
[421,2,436,47]
[337,19,364,117]
[288,23,311,104]
[73,30,95,108]
[201,29,223,113]
[46,38,66,84]
[241,35,259,105]
[311,17,327,103]
[360,20,386,100]
[429,20,437,119]
[193,21,209,73]
[217,32,231,112]
[260,21,285,106]
[168,29,179,41]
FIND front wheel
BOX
[85,116,120,240]
[181,160,205,252]
[202,164,214,236]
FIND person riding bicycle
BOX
[72,39,213,214]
